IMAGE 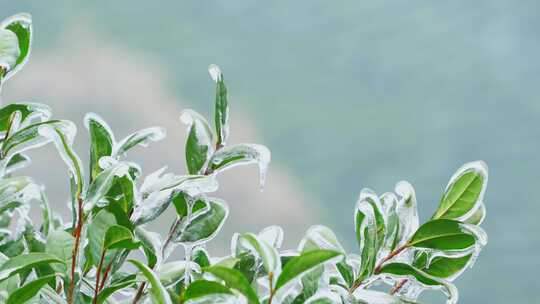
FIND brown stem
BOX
[267,272,275,304]
[67,197,84,304]
[132,282,147,304]
[99,262,113,292]
[390,279,408,295]
[93,250,106,304]
[373,245,409,274]
[349,244,410,294]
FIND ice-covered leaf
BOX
[38,123,84,197]
[209,64,229,147]
[4,153,30,174]
[204,265,260,304]
[84,113,115,181]
[176,198,228,246]
[275,249,341,291]
[6,273,56,304]
[0,29,19,78]
[0,103,51,132]
[0,120,73,175]
[95,275,136,304]
[87,210,116,266]
[413,251,472,281]
[181,109,214,175]
[409,219,475,251]
[134,226,162,268]
[463,202,486,225]
[0,253,62,282]
[45,229,74,275]
[112,126,166,157]
[353,289,419,304]
[354,191,378,282]
[0,13,32,82]
[158,261,200,287]
[103,225,140,250]
[394,181,419,249]
[380,192,400,255]
[84,159,135,212]
[432,161,488,221]
[233,232,280,275]
[129,259,172,304]
[298,225,344,253]
[258,226,284,249]
[209,143,271,189]
[379,263,458,304]
[184,280,233,301]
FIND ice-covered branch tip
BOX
[208,64,222,82]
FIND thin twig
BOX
[93,250,106,304]
[390,279,408,295]
[67,197,84,304]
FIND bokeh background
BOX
[1,1,538,303]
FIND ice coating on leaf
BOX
[433,161,488,221]
[210,143,271,190]
[181,109,215,174]
[185,294,244,304]
[394,181,419,249]
[135,226,163,268]
[355,192,378,281]
[112,126,166,157]
[83,112,116,143]
[38,122,84,194]
[0,29,19,72]
[0,13,32,82]
[0,120,74,177]
[208,64,222,83]
[258,225,284,249]
[298,225,345,253]
[464,201,486,225]
[157,260,202,287]
[379,267,459,304]
[83,160,134,212]
[234,232,281,276]
[379,192,400,259]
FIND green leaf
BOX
[413,251,472,280]
[96,276,136,304]
[87,210,116,266]
[103,225,140,250]
[204,266,259,304]
[134,226,162,268]
[275,249,341,291]
[0,13,32,81]
[208,64,229,147]
[45,230,74,275]
[409,219,476,250]
[85,113,114,181]
[432,161,488,220]
[184,280,233,301]
[112,126,165,157]
[6,273,56,304]
[181,109,214,175]
[129,259,172,304]
[354,192,378,282]
[176,198,228,246]
[0,253,62,282]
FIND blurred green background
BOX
[1,1,538,303]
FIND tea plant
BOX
[0,13,488,304]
